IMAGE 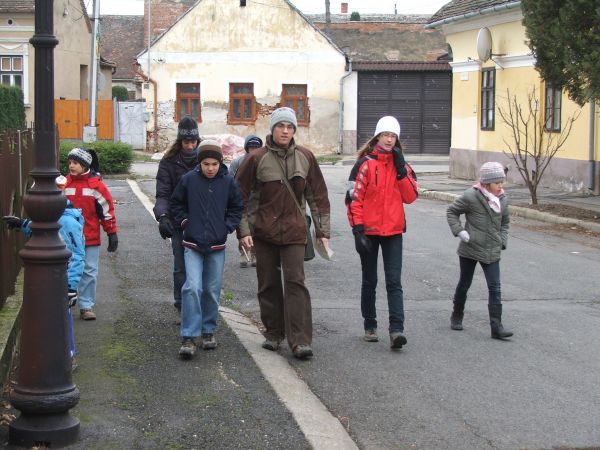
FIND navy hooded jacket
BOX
[170,163,244,253]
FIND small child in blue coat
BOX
[2,175,85,366]
[170,139,244,359]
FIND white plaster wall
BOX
[341,71,357,154]
[139,0,346,153]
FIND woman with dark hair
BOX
[346,116,418,350]
[153,116,200,316]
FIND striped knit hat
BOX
[68,147,92,169]
[479,162,506,184]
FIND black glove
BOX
[158,215,174,239]
[353,225,373,255]
[2,216,25,230]
[67,289,78,308]
[392,147,408,180]
[107,233,118,252]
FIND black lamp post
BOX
[9,0,80,446]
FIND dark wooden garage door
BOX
[357,71,451,154]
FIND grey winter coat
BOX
[447,186,509,264]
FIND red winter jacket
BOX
[65,171,118,246]
[346,149,418,236]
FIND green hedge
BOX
[0,85,25,132]
[59,140,133,175]
[112,86,128,101]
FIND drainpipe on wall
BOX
[338,57,353,155]
[133,62,158,149]
[589,98,597,193]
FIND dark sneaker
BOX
[202,334,217,350]
[293,344,313,360]
[178,338,196,359]
[262,339,280,351]
[80,309,96,320]
[389,332,407,349]
[363,328,378,342]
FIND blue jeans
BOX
[180,248,225,338]
[359,234,405,333]
[454,256,501,305]
[78,245,99,310]
[171,228,186,310]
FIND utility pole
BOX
[85,0,100,143]
[147,0,151,79]
[9,0,80,445]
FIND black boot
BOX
[488,304,513,339]
[450,297,465,330]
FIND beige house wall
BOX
[0,5,111,124]
[139,0,346,153]
[440,7,599,192]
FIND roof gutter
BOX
[338,57,353,155]
[425,1,521,29]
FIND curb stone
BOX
[418,188,600,234]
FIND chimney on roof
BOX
[341,3,348,14]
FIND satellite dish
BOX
[476,27,493,62]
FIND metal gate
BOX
[357,71,451,154]
[117,102,146,150]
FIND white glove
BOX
[458,230,470,243]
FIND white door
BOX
[118,102,146,150]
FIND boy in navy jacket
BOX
[170,139,244,359]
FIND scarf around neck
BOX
[474,182,503,213]
[180,147,198,166]
[373,143,393,154]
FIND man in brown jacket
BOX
[236,107,331,359]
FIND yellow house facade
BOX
[428,1,599,193]
[137,0,346,153]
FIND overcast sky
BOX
[91,0,449,16]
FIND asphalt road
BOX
[44,161,599,450]
[214,163,600,449]
[136,166,600,449]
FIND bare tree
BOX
[497,87,580,204]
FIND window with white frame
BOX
[0,55,23,89]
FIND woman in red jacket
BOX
[346,116,418,349]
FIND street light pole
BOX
[9,0,80,446]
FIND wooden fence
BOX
[55,99,114,140]
[0,129,33,309]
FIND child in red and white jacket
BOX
[346,116,418,350]
[65,147,118,320]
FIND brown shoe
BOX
[80,309,96,320]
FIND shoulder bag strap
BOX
[273,155,322,235]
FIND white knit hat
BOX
[374,116,401,138]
